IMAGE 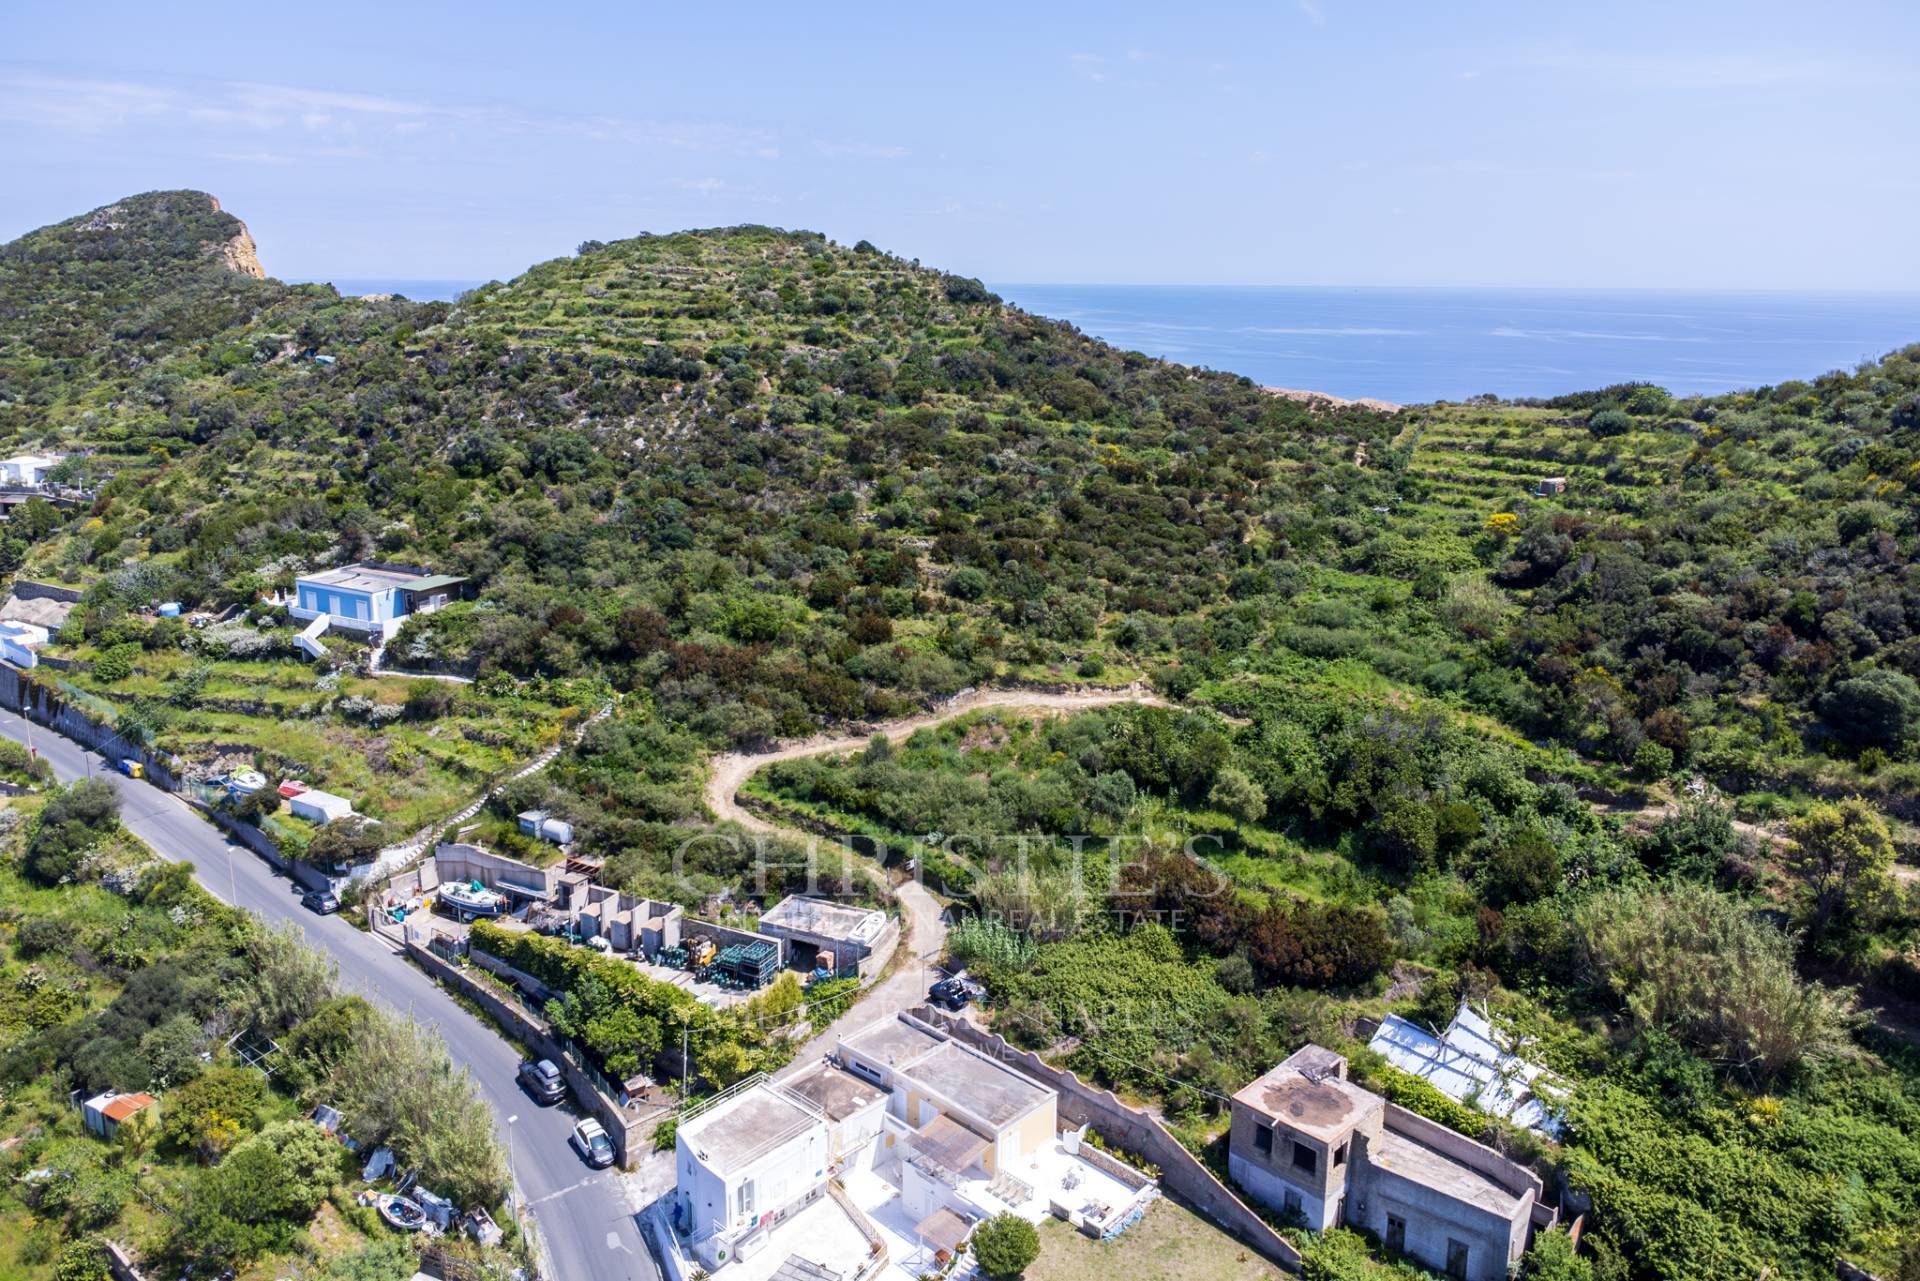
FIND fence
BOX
[914,1006,1303,1273]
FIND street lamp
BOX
[506,1114,522,1236]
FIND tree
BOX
[24,778,121,884]
[54,1237,112,1281]
[230,1120,343,1217]
[160,1066,266,1161]
[1575,883,1860,1078]
[1523,1230,1593,1281]
[1783,797,1895,951]
[1207,766,1268,824]
[1587,407,1632,437]
[1821,669,1920,750]
[1481,828,1562,907]
[1641,798,1738,882]
[241,921,338,1033]
[306,815,384,869]
[970,1213,1040,1278]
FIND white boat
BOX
[376,1193,427,1232]
[438,879,508,918]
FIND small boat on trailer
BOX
[438,879,508,918]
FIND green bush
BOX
[969,1213,1039,1278]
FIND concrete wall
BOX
[406,934,658,1165]
[1354,1163,1517,1281]
[102,1240,148,1281]
[914,1007,1302,1273]
[435,841,559,899]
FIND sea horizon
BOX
[304,276,1920,404]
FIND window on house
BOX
[1386,1215,1406,1253]
[1282,1187,1302,1217]
[737,1179,755,1218]
[1446,1239,1470,1279]
[1253,1123,1273,1155]
[1334,1141,1348,1167]
[1291,1140,1317,1175]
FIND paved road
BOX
[0,707,657,1281]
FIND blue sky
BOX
[3,0,1916,288]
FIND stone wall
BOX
[0,665,343,892]
[10,578,84,604]
[916,1007,1302,1273]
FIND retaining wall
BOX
[915,1006,1302,1273]
[0,664,337,891]
[406,935,658,1165]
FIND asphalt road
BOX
[0,706,658,1281]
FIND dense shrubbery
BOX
[469,919,800,1086]
[1,840,507,1271]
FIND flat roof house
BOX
[0,453,67,487]
[1229,1046,1548,1281]
[757,894,896,978]
[290,561,464,641]
[674,1075,833,1270]
[666,1011,1156,1281]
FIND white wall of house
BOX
[677,1119,830,1269]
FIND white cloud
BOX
[0,67,780,157]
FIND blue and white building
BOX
[289,562,464,640]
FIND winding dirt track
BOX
[703,682,1168,830]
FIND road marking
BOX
[528,1175,605,1207]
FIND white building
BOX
[674,1075,834,1270]
[289,788,354,825]
[0,619,50,668]
[289,561,463,640]
[0,454,67,487]
[667,1013,1157,1281]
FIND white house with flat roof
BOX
[0,453,66,487]
[289,561,464,640]
[665,1013,1157,1281]
[674,1075,833,1270]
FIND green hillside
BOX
[2,192,1919,1280]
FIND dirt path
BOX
[700,682,1166,1073]
[703,682,1168,830]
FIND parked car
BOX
[518,1058,566,1105]
[301,889,341,915]
[928,973,984,1011]
[570,1117,614,1168]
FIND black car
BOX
[301,889,341,915]
[518,1058,567,1105]
[928,974,984,1011]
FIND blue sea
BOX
[994,285,1920,404]
[311,277,1920,405]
